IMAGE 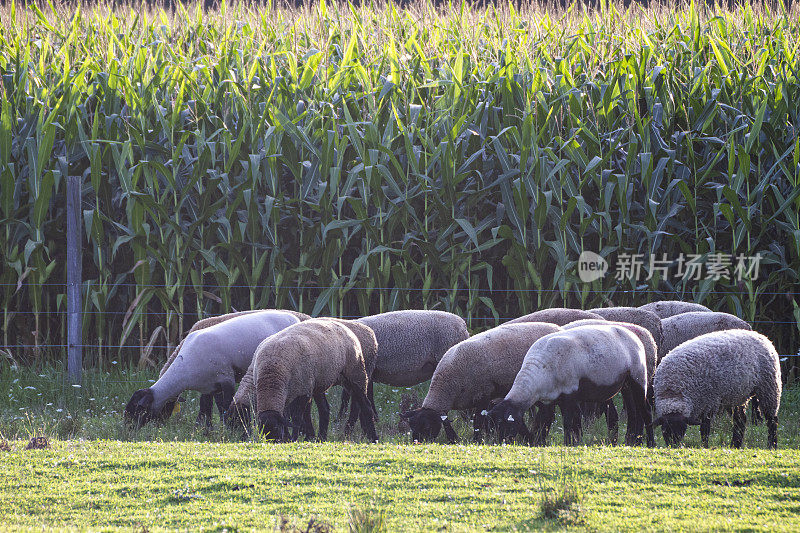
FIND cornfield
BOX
[1,0,799,370]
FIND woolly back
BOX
[506,308,604,326]
[160,309,308,377]
[638,300,711,319]
[326,319,378,376]
[661,311,751,354]
[356,310,469,376]
[590,307,664,360]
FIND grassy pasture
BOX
[2,366,800,531]
[2,440,800,531]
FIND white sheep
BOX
[254,319,377,442]
[400,322,560,443]
[488,324,654,446]
[638,300,711,319]
[653,329,781,449]
[505,308,603,326]
[124,310,300,428]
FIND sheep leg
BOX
[560,402,581,446]
[731,405,747,449]
[700,414,712,448]
[750,397,763,426]
[344,394,361,437]
[314,391,330,442]
[197,394,214,428]
[213,382,235,422]
[632,383,654,448]
[605,401,619,446]
[349,387,378,442]
[337,389,350,420]
[367,380,378,420]
[530,403,556,446]
[620,386,642,446]
[766,415,778,450]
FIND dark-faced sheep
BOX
[225,318,378,440]
[254,319,377,443]
[400,322,560,444]
[638,300,711,319]
[124,310,301,428]
[488,324,654,447]
[652,330,781,449]
[505,308,603,326]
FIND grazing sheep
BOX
[155,309,311,426]
[659,311,758,423]
[589,307,664,361]
[505,308,604,326]
[559,319,657,444]
[660,311,751,355]
[488,324,654,447]
[226,319,378,440]
[254,318,377,442]
[652,330,781,449]
[338,310,470,419]
[638,300,711,319]
[400,322,561,443]
[124,310,301,428]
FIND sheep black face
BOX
[653,413,697,446]
[124,389,174,428]
[401,408,443,442]
[258,410,291,442]
[487,400,525,442]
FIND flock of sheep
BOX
[124,301,783,449]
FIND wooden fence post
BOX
[66,163,82,384]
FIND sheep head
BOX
[487,400,525,442]
[400,408,444,443]
[124,389,175,428]
[652,412,700,446]
[257,410,292,442]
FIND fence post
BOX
[66,163,82,384]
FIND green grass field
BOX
[2,366,800,530]
[2,440,800,531]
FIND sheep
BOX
[659,311,760,423]
[505,308,604,326]
[400,322,561,444]
[124,310,301,428]
[638,300,711,319]
[488,324,654,447]
[155,309,311,426]
[254,318,377,442]
[338,310,470,420]
[558,319,657,444]
[225,318,378,441]
[223,318,378,440]
[652,329,781,449]
[589,307,664,361]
